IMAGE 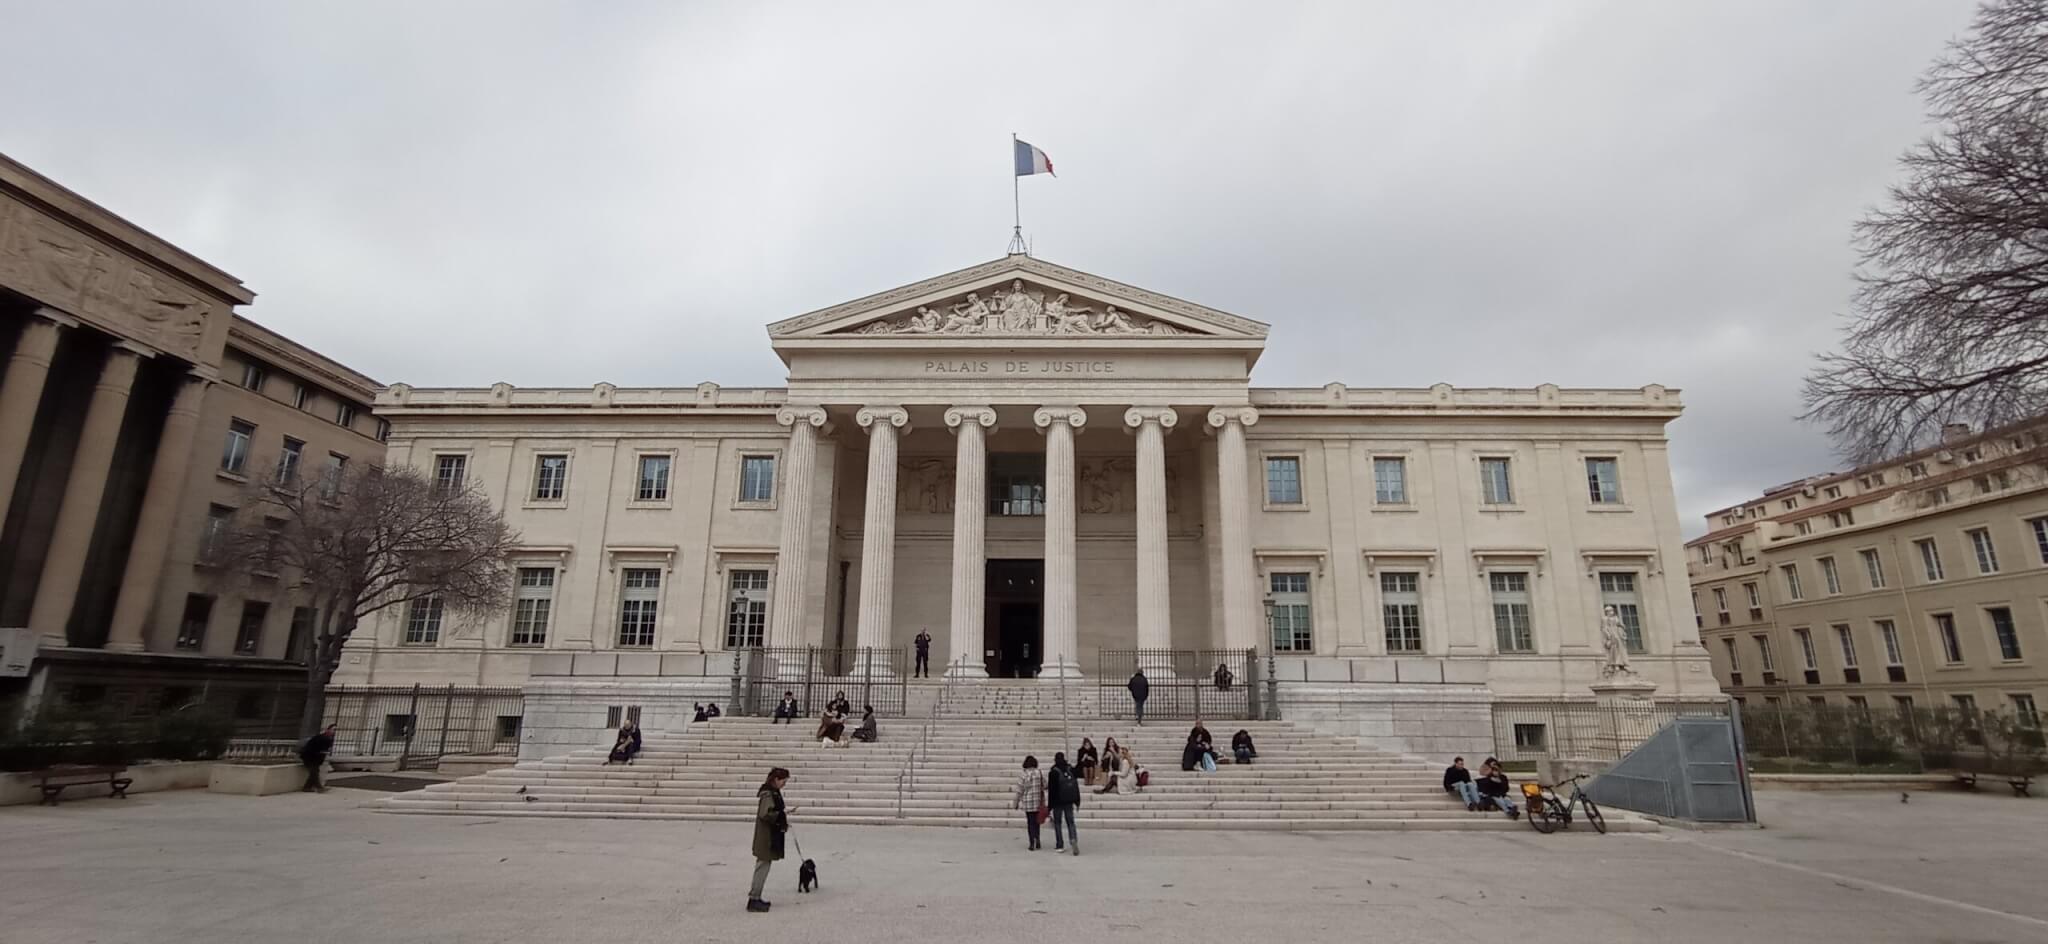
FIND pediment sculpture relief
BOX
[848,280,1194,337]
[0,198,211,360]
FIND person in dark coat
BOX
[607,720,642,764]
[748,767,791,913]
[1127,670,1150,725]
[852,705,879,742]
[1213,663,1234,691]
[1443,756,1481,811]
[705,703,722,719]
[1046,752,1082,855]
[1478,757,1520,820]
[1231,729,1257,765]
[914,629,933,678]
[826,692,851,718]
[772,692,799,724]
[299,724,336,793]
[1181,722,1215,772]
[692,703,710,723]
[1075,737,1100,786]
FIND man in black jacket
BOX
[1443,756,1481,811]
[1128,669,1149,726]
[300,724,336,793]
[914,629,933,678]
[1046,752,1082,855]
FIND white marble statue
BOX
[1599,605,1635,677]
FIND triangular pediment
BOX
[766,255,1270,342]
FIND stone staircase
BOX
[371,715,1653,832]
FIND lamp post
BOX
[1260,596,1278,721]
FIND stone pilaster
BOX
[105,373,211,651]
[29,343,148,645]
[1126,407,1178,658]
[1207,407,1259,652]
[854,406,909,676]
[944,406,996,678]
[1034,406,1087,679]
[767,407,827,649]
[0,309,75,525]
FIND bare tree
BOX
[1805,0,2048,462]
[210,463,519,738]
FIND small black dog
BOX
[797,858,819,893]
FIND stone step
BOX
[372,805,1616,832]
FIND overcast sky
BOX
[0,1,1983,535]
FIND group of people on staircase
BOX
[1442,756,1520,820]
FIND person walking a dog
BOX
[748,767,792,913]
[1047,752,1082,855]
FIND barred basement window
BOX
[1513,723,1547,750]
[1381,572,1422,652]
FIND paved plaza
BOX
[1,787,2043,943]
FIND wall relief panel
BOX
[0,196,214,360]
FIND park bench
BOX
[1951,769,2035,797]
[35,765,133,806]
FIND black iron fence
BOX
[734,647,908,718]
[1738,702,2047,776]
[321,685,525,770]
[1490,699,1733,762]
[1095,649,1259,721]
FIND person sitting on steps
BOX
[1231,729,1257,765]
[1477,757,1520,820]
[1443,756,1482,811]
[607,719,642,765]
[815,710,847,746]
[1213,662,1234,691]
[772,692,798,724]
[852,705,879,742]
[826,692,851,718]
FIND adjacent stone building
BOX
[1688,422,2048,723]
[0,153,383,724]
[340,254,1717,756]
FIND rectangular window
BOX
[403,596,444,646]
[276,437,304,484]
[336,403,358,429]
[1916,539,1944,581]
[1755,635,1777,673]
[1489,572,1534,653]
[234,601,269,655]
[222,420,254,474]
[989,453,1045,516]
[2012,694,2041,728]
[1513,723,1547,750]
[1722,637,1741,672]
[1988,607,2023,661]
[286,606,315,663]
[1598,572,1645,652]
[1781,564,1804,601]
[2032,518,2048,565]
[724,569,770,649]
[1585,457,1621,504]
[1372,457,1407,504]
[740,455,776,503]
[1819,556,1841,595]
[1712,587,1728,613]
[1861,549,1886,589]
[1894,695,1915,717]
[1834,624,1858,668]
[496,716,523,742]
[434,455,467,495]
[1795,628,1818,670]
[1380,572,1422,652]
[1934,613,1964,664]
[200,504,234,562]
[1969,528,2000,574]
[1879,619,1903,666]
[1849,695,1869,712]
[617,568,661,647]
[533,454,568,501]
[1270,572,1313,652]
[1745,582,1761,609]
[1479,457,1514,505]
[1265,456,1303,505]
[375,418,391,443]
[636,455,671,502]
[176,594,213,651]
[321,454,347,500]
[510,568,555,647]
[292,384,311,411]
[241,362,266,391]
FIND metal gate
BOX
[735,647,908,718]
[1095,649,1257,721]
[322,685,524,770]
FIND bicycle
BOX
[1522,772,1606,834]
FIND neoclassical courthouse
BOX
[337,254,1719,750]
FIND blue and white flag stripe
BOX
[1014,139,1055,177]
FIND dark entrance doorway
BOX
[985,559,1044,678]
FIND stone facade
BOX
[338,254,1719,744]
[1689,421,2048,719]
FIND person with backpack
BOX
[1127,669,1149,725]
[1046,752,1082,855]
[299,724,335,793]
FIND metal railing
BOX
[1738,702,2046,775]
[896,658,966,819]
[322,685,524,770]
[1095,649,1258,720]
[735,647,908,718]
[1490,698,1732,762]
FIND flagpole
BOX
[1010,132,1024,255]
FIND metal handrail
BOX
[896,657,964,819]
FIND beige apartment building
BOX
[0,153,382,722]
[1688,423,2048,724]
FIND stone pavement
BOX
[0,788,2042,943]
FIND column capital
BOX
[943,406,998,432]
[1032,406,1088,433]
[30,306,81,329]
[111,340,158,359]
[1123,406,1180,433]
[775,405,829,429]
[1205,406,1260,431]
[855,405,911,433]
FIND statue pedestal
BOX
[1589,676,1660,759]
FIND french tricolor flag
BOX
[1014,139,1055,177]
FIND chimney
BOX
[1941,423,1973,444]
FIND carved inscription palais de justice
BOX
[892,454,1181,516]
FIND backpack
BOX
[1050,767,1081,806]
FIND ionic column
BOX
[854,406,910,675]
[767,407,828,649]
[945,406,997,678]
[30,343,149,645]
[1126,407,1178,658]
[1207,407,1260,652]
[0,309,75,522]
[1034,406,1088,679]
[106,373,212,651]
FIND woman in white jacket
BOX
[1012,755,1046,851]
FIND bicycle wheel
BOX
[1582,798,1607,834]
[1530,801,1560,834]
